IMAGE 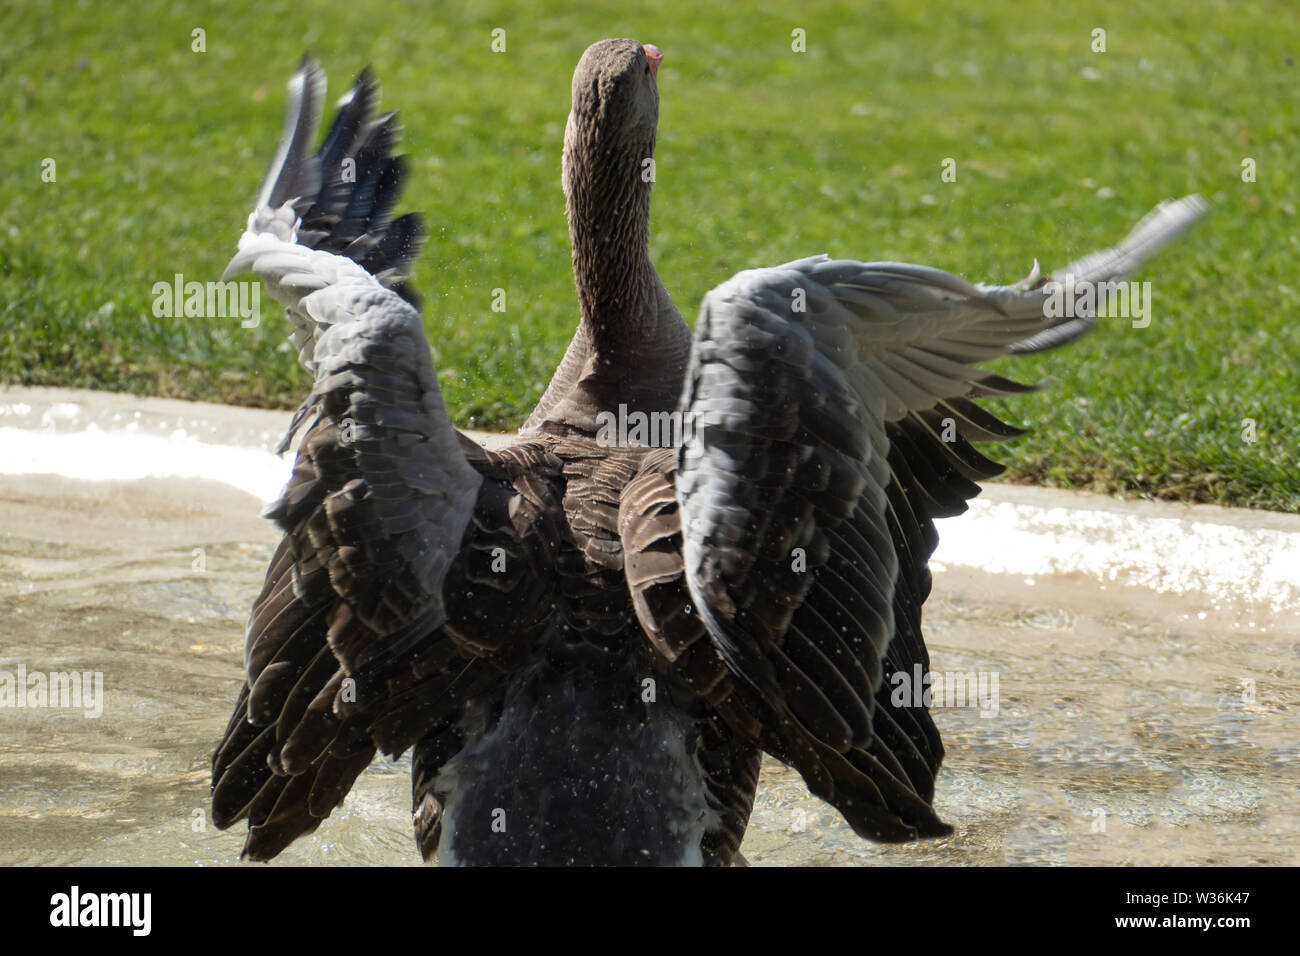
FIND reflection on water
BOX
[1,471,1297,866]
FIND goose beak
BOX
[643,43,663,78]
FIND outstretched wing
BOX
[669,196,1207,841]
[210,58,487,860]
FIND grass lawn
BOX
[2,0,1297,510]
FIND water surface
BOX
[1,415,1296,866]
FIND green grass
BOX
[2,0,1297,510]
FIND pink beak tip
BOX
[643,43,664,76]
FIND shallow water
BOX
[1,413,1297,866]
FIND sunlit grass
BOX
[2,0,1296,510]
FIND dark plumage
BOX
[213,41,1206,864]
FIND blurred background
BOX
[2,0,1296,510]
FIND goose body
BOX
[212,41,1206,865]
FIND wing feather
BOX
[210,59,504,861]
[673,195,1207,841]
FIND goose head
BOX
[563,39,661,200]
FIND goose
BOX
[211,40,1207,865]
